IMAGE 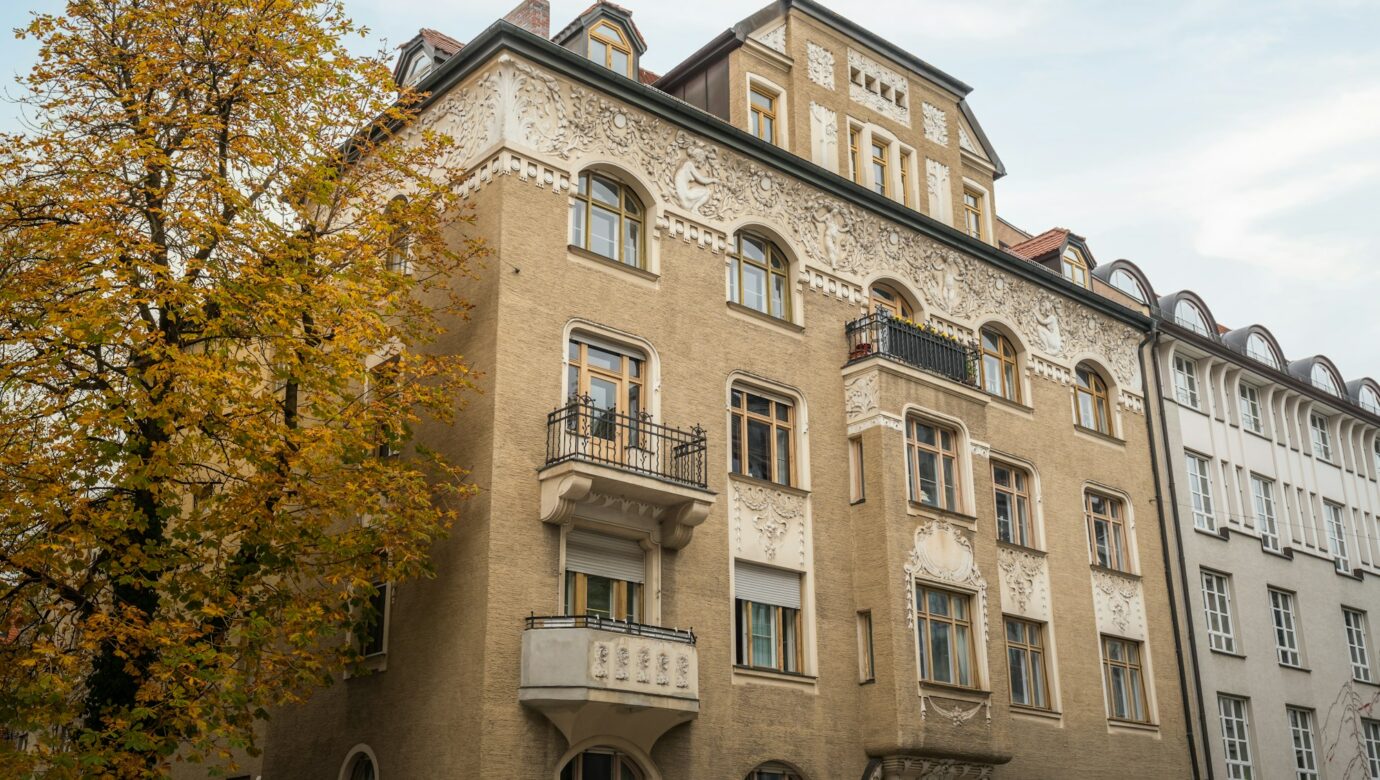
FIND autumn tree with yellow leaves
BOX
[0,0,481,775]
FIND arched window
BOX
[1246,333,1279,368]
[561,748,643,780]
[1074,364,1111,434]
[1174,300,1210,336]
[384,197,410,274]
[345,752,376,780]
[869,281,912,319]
[978,328,1020,403]
[1108,269,1146,303]
[729,232,791,320]
[1061,247,1088,288]
[1311,364,1340,396]
[745,763,803,780]
[1360,386,1380,415]
[587,21,633,76]
[570,172,644,268]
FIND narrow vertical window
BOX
[1186,453,1216,531]
[848,126,862,184]
[992,462,1033,547]
[384,196,411,274]
[1005,617,1049,709]
[870,140,889,196]
[1102,636,1148,722]
[963,187,984,240]
[1251,475,1280,552]
[734,561,802,674]
[849,436,865,503]
[730,387,795,486]
[857,611,875,683]
[1363,719,1380,778]
[1173,356,1200,408]
[906,418,959,511]
[915,585,976,687]
[1310,413,1332,461]
[899,150,912,206]
[1287,707,1319,779]
[1326,502,1350,573]
[1086,491,1129,572]
[1270,588,1302,667]
[1239,383,1262,433]
[1074,364,1111,434]
[1218,695,1254,780]
[749,86,777,145]
[1345,609,1373,683]
[1200,570,1236,654]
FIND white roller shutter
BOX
[734,560,801,610]
[566,530,645,583]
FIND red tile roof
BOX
[639,68,660,84]
[419,28,464,56]
[1007,228,1069,262]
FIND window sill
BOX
[1335,566,1364,581]
[985,393,1034,417]
[1090,564,1140,581]
[1107,718,1159,734]
[566,244,659,283]
[1192,525,1230,542]
[1208,648,1246,660]
[1073,424,1125,447]
[996,539,1045,556]
[918,681,990,700]
[347,652,388,678]
[733,664,818,690]
[1278,662,1311,673]
[850,498,866,506]
[1261,545,1293,560]
[906,501,979,526]
[1010,703,1061,721]
[1352,676,1380,689]
[1172,399,1208,417]
[728,472,810,498]
[1243,427,1271,443]
[725,301,804,335]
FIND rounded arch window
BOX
[1074,363,1111,434]
[1246,333,1279,369]
[1060,247,1088,288]
[1311,364,1340,396]
[1108,269,1146,303]
[1361,386,1380,415]
[869,281,913,320]
[745,763,803,780]
[561,748,643,780]
[1174,300,1210,336]
[570,172,644,268]
[978,327,1020,403]
[345,752,376,780]
[729,232,791,320]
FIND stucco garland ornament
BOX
[1093,570,1139,635]
[735,481,805,562]
[843,372,879,421]
[921,695,991,727]
[903,521,988,641]
[997,547,1045,613]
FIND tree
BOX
[0,0,481,775]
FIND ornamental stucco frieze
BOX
[922,102,948,146]
[904,520,988,641]
[755,24,786,54]
[997,546,1050,620]
[806,42,835,89]
[730,478,808,569]
[431,56,1145,392]
[1091,568,1146,639]
[846,49,910,125]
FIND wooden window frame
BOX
[914,584,977,688]
[566,338,644,413]
[749,85,778,145]
[736,598,803,673]
[1075,364,1111,434]
[730,386,796,486]
[869,281,913,319]
[857,610,875,682]
[564,570,642,622]
[728,232,792,320]
[906,417,960,512]
[899,150,912,207]
[1086,491,1129,572]
[848,125,862,184]
[1101,635,1148,723]
[870,138,889,196]
[1004,616,1050,709]
[570,171,645,268]
[1061,247,1089,288]
[992,461,1033,547]
[962,187,985,240]
[588,21,634,76]
[384,196,412,274]
[979,328,1020,403]
[849,436,865,503]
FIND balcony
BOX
[539,397,715,548]
[845,313,978,387]
[519,615,698,753]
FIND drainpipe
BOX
[1141,323,1209,780]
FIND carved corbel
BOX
[660,500,711,550]
[539,473,595,525]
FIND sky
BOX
[3,0,1378,379]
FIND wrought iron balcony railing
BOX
[524,614,697,645]
[845,313,979,386]
[545,396,708,489]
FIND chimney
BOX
[503,0,550,39]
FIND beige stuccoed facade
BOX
[249,2,1198,778]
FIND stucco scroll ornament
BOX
[1093,570,1140,635]
[922,102,948,146]
[921,695,990,728]
[807,42,835,89]
[997,547,1045,613]
[903,521,988,640]
[673,144,719,215]
[487,56,573,157]
[1034,298,1064,356]
[843,372,879,421]
[734,480,805,562]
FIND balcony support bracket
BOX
[538,460,716,549]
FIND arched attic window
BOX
[1108,269,1147,303]
[1311,363,1340,396]
[1060,247,1088,288]
[1246,333,1279,369]
[1360,385,1380,415]
[588,20,633,76]
[1174,300,1210,336]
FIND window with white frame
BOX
[1239,383,1263,433]
[1270,588,1302,667]
[1287,706,1319,779]
[1200,570,1236,654]
[1311,364,1340,396]
[1251,475,1280,553]
[1246,333,1279,369]
[1310,413,1332,460]
[1326,502,1350,573]
[1173,356,1200,408]
[1345,608,1373,683]
[1374,441,1380,477]
[1364,718,1380,779]
[1362,386,1380,415]
[1175,300,1210,335]
[1186,454,1216,532]
[1218,695,1254,780]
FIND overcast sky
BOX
[4,0,1377,379]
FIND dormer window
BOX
[1361,386,1380,415]
[1174,300,1210,336]
[588,21,632,76]
[402,53,432,86]
[1246,333,1279,369]
[1061,247,1088,288]
[1109,269,1146,303]
[1311,364,1340,396]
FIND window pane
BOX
[1009,647,1029,704]
[609,48,629,74]
[731,412,742,474]
[770,273,786,318]
[1030,650,1046,707]
[930,622,952,683]
[590,205,619,259]
[747,419,772,480]
[775,427,791,485]
[585,575,613,618]
[570,200,585,246]
[742,263,766,312]
[916,452,938,506]
[746,393,771,416]
[751,602,775,666]
[954,624,971,685]
[623,220,640,266]
[590,175,620,206]
[741,235,766,261]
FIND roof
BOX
[638,68,660,85]
[419,28,464,56]
[1007,228,1069,262]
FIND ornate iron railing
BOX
[545,396,708,489]
[845,313,978,386]
[525,614,697,645]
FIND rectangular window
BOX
[899,150,912,207]
[915,585,976,688]
[1102,636,1148,722]
[1173,356,1200,408]
[734,560,802,673]
[1086,491,1129,572]
[1270,588,1302,667]
[1218,695,1254,780]
[360,579,390,657]
[1186,454,1216,531]
[992,462,1033,547]
[1310,413,1332,461]
[1364,718,1380,779]
[870,140,889,196]
[564,529,645,622]
[858,611,875,683]
[1201,570,1236,654]
[370,356,402,459]
[731,388,794,486]
[1251,475,1281,552]
[849,437,865,503]
[1288,707,1319,779]
[749,86,777,144]
[1239,383,1263,433]
[848,126,862,184]
[906,418,959,511]
[963,187,985,240]
[1005,617,1049,709]
[1326,502,1350,573]
[1345,608,1373,683]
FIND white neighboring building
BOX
[1098,259,1380,780]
